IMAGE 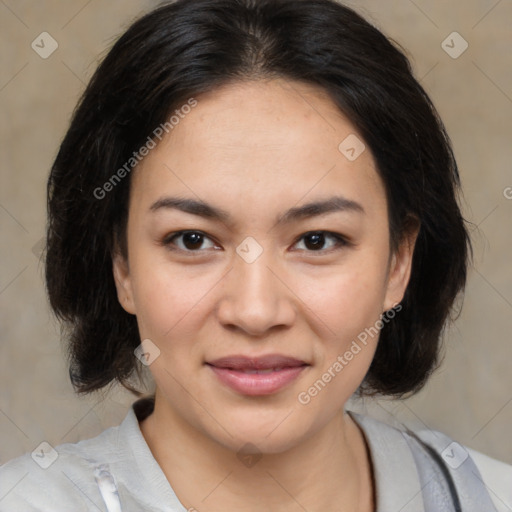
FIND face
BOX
[113,79,416,454]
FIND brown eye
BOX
[293,231,347,252]
[164,231,217,252]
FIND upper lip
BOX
[206,354,309,370]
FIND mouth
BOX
[206,354,310,395]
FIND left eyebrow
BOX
[148,194,365,226]
[275,195,365,225]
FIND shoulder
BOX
[411,426,512,511]
[350,411,512,512]
[466,447,512,512]
[1,399,184,512]
[0,423,122,511]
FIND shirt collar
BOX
[117,395,186,511]
[349,411,425,512]
[122,396,426,512]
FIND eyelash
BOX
[161,230,350,256]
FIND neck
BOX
[139,390,374,512]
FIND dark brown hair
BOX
[46,0,471,398]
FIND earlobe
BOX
[383,223,420,311]
[112,252,137,314]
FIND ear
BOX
[112,250,137,315]
[383,220,420,311]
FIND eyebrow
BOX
[149,195,365,225]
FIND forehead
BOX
[130,79,386,222]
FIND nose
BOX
[216,245,296,337]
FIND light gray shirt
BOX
[1,397,510,511]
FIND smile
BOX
[207,366,308,395]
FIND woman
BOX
[0,0,510,510]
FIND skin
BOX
[113,78,418,512]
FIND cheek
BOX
[297,258,388,338]
[129,254,220,341]
[294,265,385,416]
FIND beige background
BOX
[1,0,511,467]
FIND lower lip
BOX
[208,365,307,395]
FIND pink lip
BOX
[206,354,309,396]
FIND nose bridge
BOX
[217,238,295,335]
[236,246,277,300]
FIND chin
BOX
[205,408,314,455]
[220,429,306,456]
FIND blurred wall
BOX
[1,0,511,467]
